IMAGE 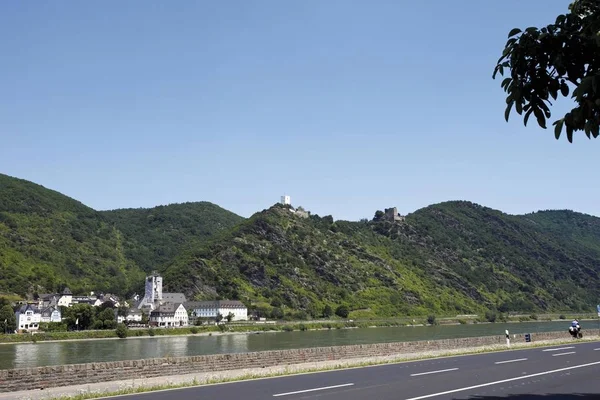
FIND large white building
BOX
[149,303,188,327]
[186,300,248,321]
[15,304,42,331]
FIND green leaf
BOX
[585,121,592,138]
[504,102,513,122]
[515,101,523,115]
[592,123,599,139]
[508,28,522,38]
[560,82,569,97]
[534,108,547,129]
[523,108,534,126]
[566,124,574,143]
[554,119,564,139]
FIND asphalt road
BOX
[107,340,600,400]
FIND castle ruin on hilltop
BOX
[384,207,406,222]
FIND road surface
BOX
[107,340,600,400]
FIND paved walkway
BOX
[1,336,595,400]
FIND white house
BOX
[56,287,73,307]
[185,300,248,321]
[149,303,188,327]
[16,304,42,331]
[40,306,61,323]
[218,300,248,321]
[117,308,143,324]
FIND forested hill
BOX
[0,173,243,297]
[0,173,144,296]
[101,202,244,270]
[163,202,600,318]
[393,202,600,313]
[2,172,600,319]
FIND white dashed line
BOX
[410,368,459,377]
[494,358,528,365]
[552,351,576,357]
[273,383,354,397]
[403,360,600,400]
[542,346,575,352]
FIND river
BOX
[0,320,583,370]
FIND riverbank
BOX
[1,313,593,344]
[1,332,598,400]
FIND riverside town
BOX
[2,1,600,398]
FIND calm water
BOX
[0,321,581,370]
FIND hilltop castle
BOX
[384,207,405,222]
[279,194,310,218]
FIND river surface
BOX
[0,321,582,370]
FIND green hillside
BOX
[0,173,144,296]
[163,202,600,318]
[2,172,600,319]
[0,174,243,298]
[163,204,487,318]
[101,202,244,271]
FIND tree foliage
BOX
[0,305,16,333]
[493,0,600,142]
[335,305,350,319]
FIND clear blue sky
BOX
[1,0,596,221]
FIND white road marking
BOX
[494,358,528,365]
[552,351,576,357]
[410,368,459,377]
[542,346,575,352]
[594,348,600,351]
[273,383,354,397]
[403,360,600,400]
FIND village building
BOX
[185,300,248,322]
[149,303,188,327]
[40,306,61,323]
[15,304,41,331]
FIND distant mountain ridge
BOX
[1,173,600,318]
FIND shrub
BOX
[559,314,566,320]
[427,315,436,325]
[529,314,538,320]
[485,311,497,323]
[335,305,350,319]
[115,323,128,339]
[190,327,198,334]
[282,325,293,332]
[458,319,467,325]
[148,328,155,336]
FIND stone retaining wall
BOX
[0,331,567,392]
